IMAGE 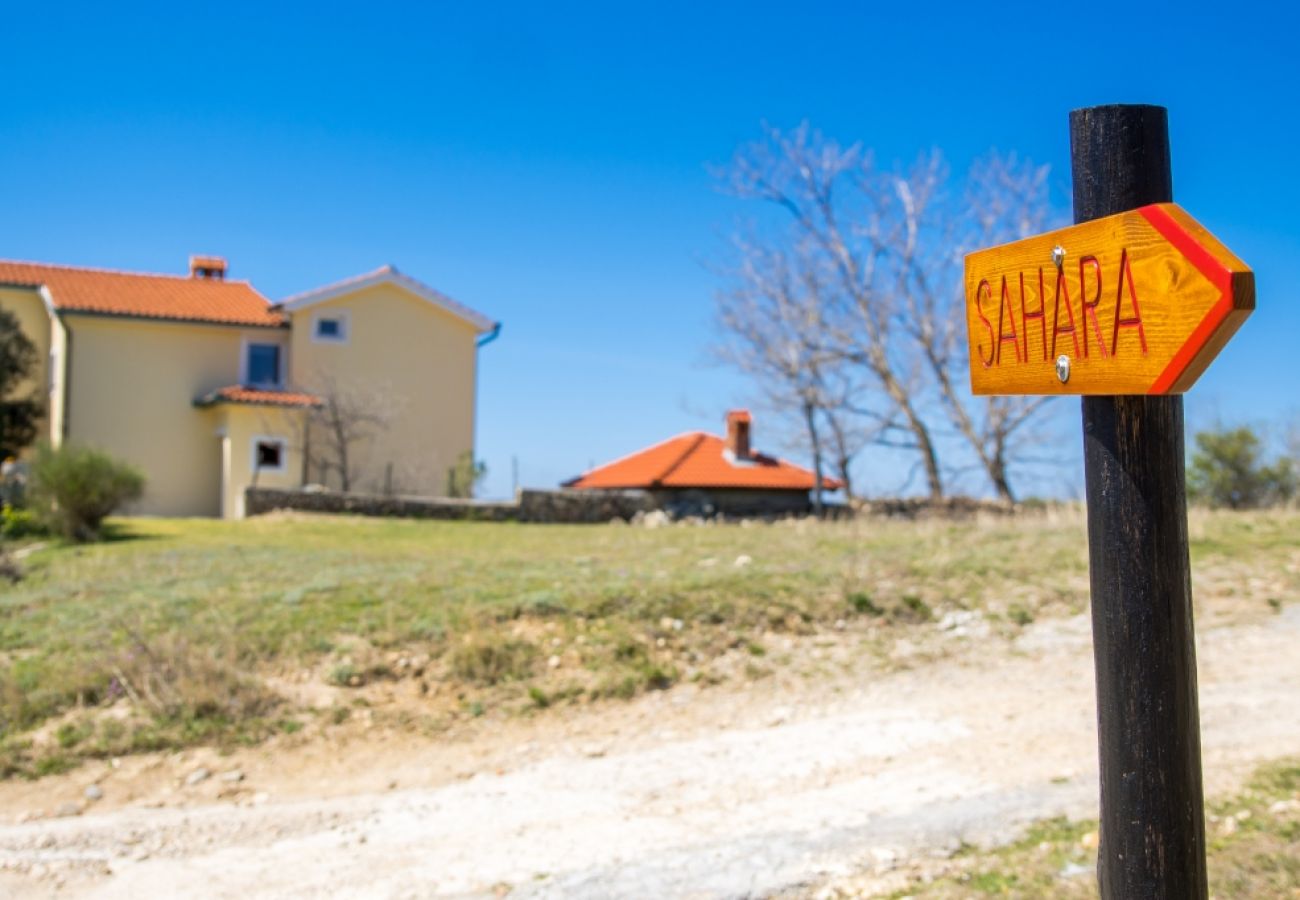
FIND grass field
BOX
[1,508,1297,779]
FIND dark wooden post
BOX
[1072,104,1208,899]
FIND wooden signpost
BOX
[965,205,1253,396]
[965,105,1255,899]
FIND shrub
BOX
[1188,426,1296,509]
[1,504,43,539]
[445,451,487,499]
[27,443,145,540]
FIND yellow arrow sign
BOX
[964,203,1253,395]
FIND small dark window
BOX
[255,440,283,470]
[247,343,281,386]
[316,317,342,339]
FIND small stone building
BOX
[563,410,838,517]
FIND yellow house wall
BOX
[0,286,55,450]
[288,282,479,496]
[217,405,304,519]
[63,315,290,516]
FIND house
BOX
[0,256,498,518]
[564,410,839,516]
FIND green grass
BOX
[868,756,1300,899]
[0,507,1296,778]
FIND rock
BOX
[252,792,270,805]
[55,802,81,818]
[582,744,607,758]
[1059,862,1091,879]
[637,510,671,529]
[733,554,753,568]
[84,784,104,801]
[185,767,212,787]
[220,770,245,783]
[547,655,561,669]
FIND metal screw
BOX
[1052,245,1066,268]
[1056,354,1071,384]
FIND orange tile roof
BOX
[0,259,285,327]
[565,432,842,492]
[195,386,321,408]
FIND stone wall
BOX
[244,487,519,521]
[244,486,655,524]
[518,488,655,523]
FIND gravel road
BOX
[2,605,1298,899]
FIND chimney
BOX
[189,255,228,280]
[725,409,752,458]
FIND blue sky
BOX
[1,2,1295,499]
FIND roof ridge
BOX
[277,265,394,306]
[0,257,254,286]
[654,433,708,486]
[570,431,708,484]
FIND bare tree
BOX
[294,375,396,493]
[888,150,1060,501]
[716,124,1060,502]
[815,367,883,502]
[722,124,946,499]
[713,237,837,514]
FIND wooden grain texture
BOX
[963,203,1252,396]
[1073,104,1208,900]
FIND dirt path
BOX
[2,605,1298,899]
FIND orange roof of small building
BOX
[194,386,321,408]
[565,431,842,492]
[0,259,285,327]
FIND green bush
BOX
[1,504,43,539]
[1188,426,1295,509]
[27,444,145,541]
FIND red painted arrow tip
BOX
[1138,205,1236,395]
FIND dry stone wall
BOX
[243,487,655,524]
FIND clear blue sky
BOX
[2,2,1295,499]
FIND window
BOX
[245,343,282,387]
[311,311,349,344]
[251,437,287,474]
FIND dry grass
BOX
[1,507,1296,778]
